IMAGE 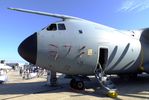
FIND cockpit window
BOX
[58,24,66,30]
[47,24,57,31]
[47,23,66,31]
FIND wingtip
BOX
[8,7,18,10]
[8,7,13,10]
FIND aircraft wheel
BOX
[76,81,84,90]
[70,79,77,89]
[70,79,84,90]
[0,81,4,84]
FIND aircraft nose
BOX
[18,32,37,64]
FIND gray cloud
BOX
[118,0,149,12]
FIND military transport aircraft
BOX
[8,7,149,98]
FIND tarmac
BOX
[0,71,149,100]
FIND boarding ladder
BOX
[95,64,118,98]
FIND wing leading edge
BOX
[8,7,82,20]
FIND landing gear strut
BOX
[70,79,84,90]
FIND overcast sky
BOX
[0,0,149,63]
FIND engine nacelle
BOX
[140,28,149,73]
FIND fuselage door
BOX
[98,48,108,70]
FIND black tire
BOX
[76,81,84,90]
[70,79,77,89]
[0,81,4,84]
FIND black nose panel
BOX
[18,33,37,64]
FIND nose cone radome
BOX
[18,32,37,64]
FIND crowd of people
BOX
[0,60,50,84]
[20,64,46,80]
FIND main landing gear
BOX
[70,79,85,90]
[69,75,90,90]
[69,75,89,90]
[69,65,118,98]
[69,72,118,98]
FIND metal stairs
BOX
[95,65,118,98]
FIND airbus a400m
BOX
[9,7,149,98]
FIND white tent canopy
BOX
[0,64,12,70]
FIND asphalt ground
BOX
[0,71,149,100]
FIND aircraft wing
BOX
[8,7,82,20]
